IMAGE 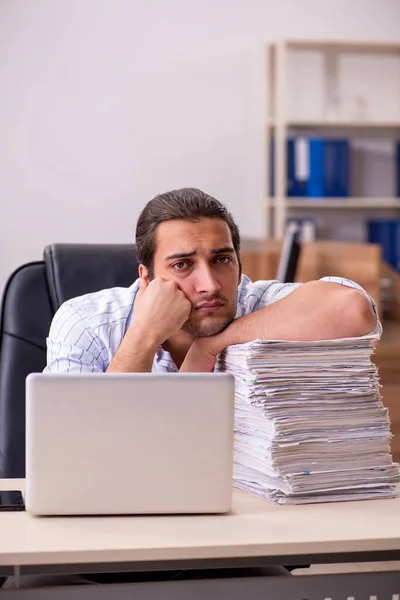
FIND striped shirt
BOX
[44,275,381,374]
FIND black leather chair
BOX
[0,244,139,478]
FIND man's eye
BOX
[172,261,189,270]
[215,256,231,264]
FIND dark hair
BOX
[135,187,241,277]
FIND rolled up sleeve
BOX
[319,276,382,337]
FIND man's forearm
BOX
[106,324,159,373]
[213,281,377,352]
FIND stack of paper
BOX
[216,334,400,504]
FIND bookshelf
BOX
[265,40,400,239]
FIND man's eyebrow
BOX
[164,247,235,261]
[211,247,235,255]
[165,251,196,261]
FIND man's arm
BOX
[180,280,378,372]
[45,300,167,375]
[216,280,376,348]
[106,322,161,373]
[45,278,191,374]
[44,301,107,373]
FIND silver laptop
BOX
[25,373,234,516]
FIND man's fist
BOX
[133,277,192,346]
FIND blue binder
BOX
[307,138,350,198]
[270,137,350,198]
[367,219,400,272]
[287,139,307,196]
[336,140,350,197]
[270,138,307,197]
[307,138,324,197]
[391,220,400,272]
[323,140,336,196]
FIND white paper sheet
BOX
[216,333,400,504]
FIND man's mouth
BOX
[196,302,224,313]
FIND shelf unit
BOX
[284,198,400,210]
[265,39,400,240]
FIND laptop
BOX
[25,372,234,516]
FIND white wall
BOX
[0,0,399,292]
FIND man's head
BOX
[135,188,242,337]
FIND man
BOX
[6,188,378,589]
[45,187,379,375]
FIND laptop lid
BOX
[25,373,234,515]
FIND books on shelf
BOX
[308,138,349,197]
[367,219,400,273]
[217,334,400,505]
[287,138,307,196]
[270,137,350,198]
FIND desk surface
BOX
[1,479,399,568]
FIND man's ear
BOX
[138,264,150,284]
[237,255,242,284]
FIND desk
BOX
[1,479,400,599]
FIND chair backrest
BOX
[0,244,139,477]
[44,244,139,311]
[0,262,53,478]
[276,222,302,283]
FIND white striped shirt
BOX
[44,275,381,374]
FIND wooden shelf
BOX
[274,198,400,210]
[267,119,400,129]
[283,39,400,55]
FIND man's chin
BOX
[182,316,233,338]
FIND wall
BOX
[0,0,399,292]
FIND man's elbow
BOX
[346,290,377,336]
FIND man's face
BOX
[149,217,240,337]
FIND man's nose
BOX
[194,266,221,295]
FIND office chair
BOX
[0,244,139,478]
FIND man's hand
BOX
[179,337,221,373]
[134,278,192,346]
[107,277,191,373]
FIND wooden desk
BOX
[1,480,400,598]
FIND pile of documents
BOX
[216,334,400,504]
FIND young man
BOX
[5,187,376,589]
[45,187,379,375]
